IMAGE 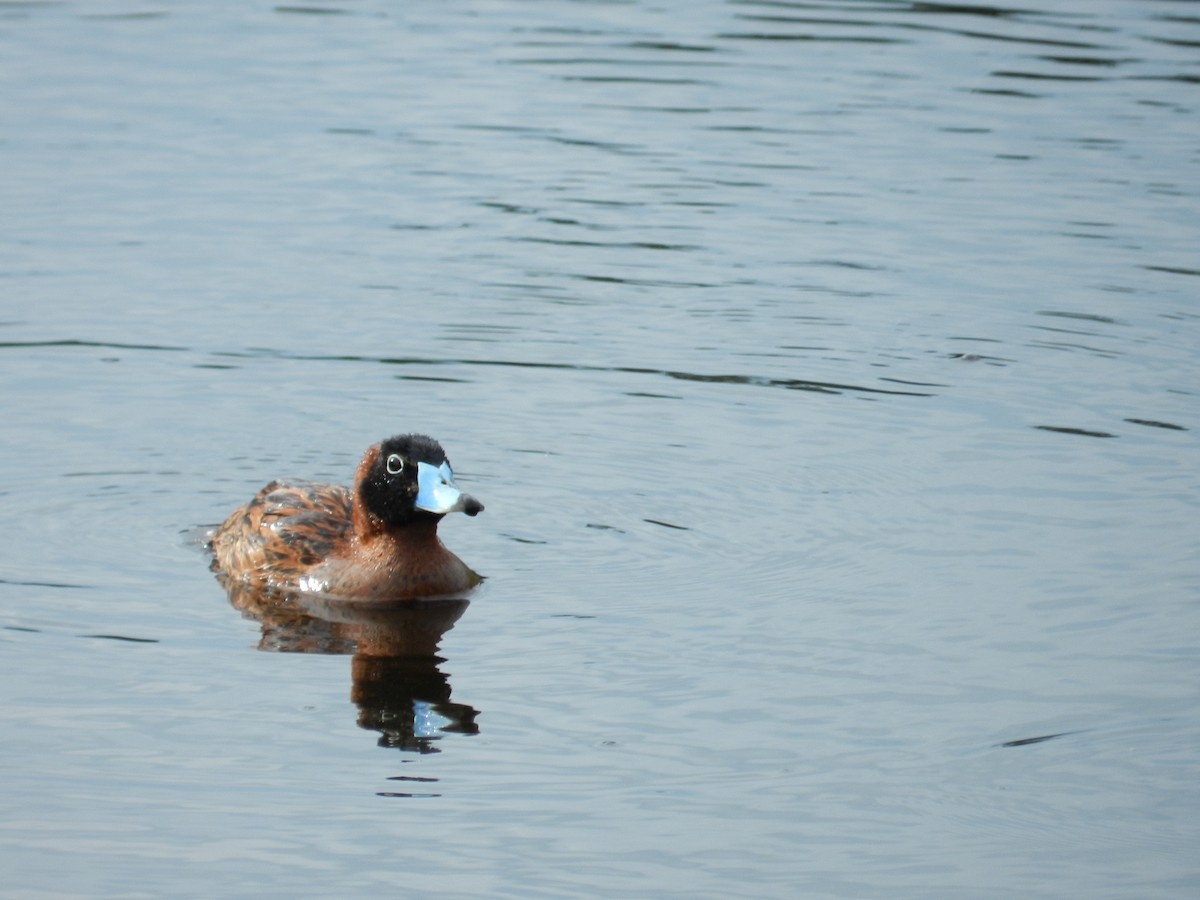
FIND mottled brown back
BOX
[210,479,353,588]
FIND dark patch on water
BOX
[1124,418,1186,431]
[1000,730,1084,748]
[1034,425,1117,438]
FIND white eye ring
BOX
[385,453,405,475]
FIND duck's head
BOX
[358,434,484,528]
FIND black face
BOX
[359,433,449,526]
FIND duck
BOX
[209,433,484,599]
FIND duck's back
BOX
[210,479,352,589]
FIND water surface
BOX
[1,1,1198,897]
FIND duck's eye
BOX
[385,454,405,475]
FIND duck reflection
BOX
[219,576,479,753]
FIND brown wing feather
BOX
[210,479,354,587]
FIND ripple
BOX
[272,5,349,15]
[999,730,1085,748]
[1124,418,1187,432]
[1034,425,1118,439]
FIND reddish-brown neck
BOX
[351,444,387,540]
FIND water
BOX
[2,0,1198,896]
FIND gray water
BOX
[2,1,1198,896]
